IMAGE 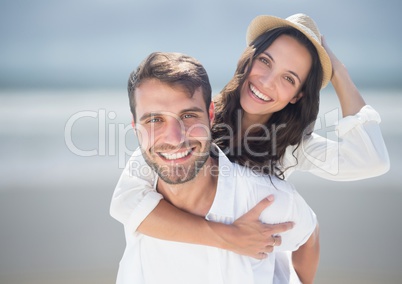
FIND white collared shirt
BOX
[116,147,316,284]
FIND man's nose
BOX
[163,118,185,146]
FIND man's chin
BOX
[158,173,196,185]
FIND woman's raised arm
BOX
[322,36,366,117]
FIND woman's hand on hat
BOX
[321,36,365,115]
[321,36,345,81]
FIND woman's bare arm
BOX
[292,223,320,284]
[137,196,294,259]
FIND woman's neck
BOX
[241,111,272,133]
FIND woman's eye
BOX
[259,57,270,66]
[285,76,295,85]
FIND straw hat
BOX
[246,13,332,88]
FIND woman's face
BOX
[240,34,312,121]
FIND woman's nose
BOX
[260,71,276,90]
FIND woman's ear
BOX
[290,92,304,104]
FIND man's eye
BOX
[183,114,196,119]
[148,118,162,123]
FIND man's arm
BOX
[292,223,320,284]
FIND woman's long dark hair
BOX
[211,27,323,179]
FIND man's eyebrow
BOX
[139,107,206,121]
[139,112,159,122]
[261,51,302,84]
[181,107,206,114]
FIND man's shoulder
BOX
[215,145,295,198]
[231,162,295,194]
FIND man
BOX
[116,52,319,284]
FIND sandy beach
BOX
[0,89,401,283]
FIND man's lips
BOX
[158,148,192,160]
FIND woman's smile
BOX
[249,83,273,102]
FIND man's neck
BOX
[156,157,219,217]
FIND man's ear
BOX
[209,102,215,125]
[131,115,136,129]
[290,92,304,104]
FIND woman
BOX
[111,12,389,271]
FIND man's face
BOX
[134,78,214,184]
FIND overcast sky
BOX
[1,0,401,90]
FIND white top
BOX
[110,105,390,234]
[116,147,317,284]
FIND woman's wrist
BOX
[330,60,366,117]
[330,60,348,86]
[205,221,234,250]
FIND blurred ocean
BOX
[0,88,401,284]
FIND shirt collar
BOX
[206,144,236,221]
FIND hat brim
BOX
[246,15,332,89]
